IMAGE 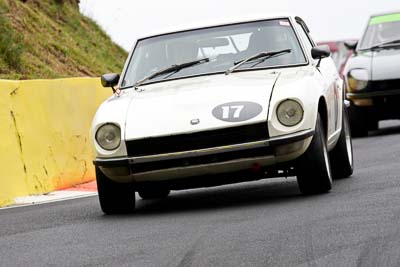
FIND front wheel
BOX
[329,107,354,179]
[348,105,368,137]
[368,119,379,131]
[96,167,135,214]
[296,114,332,194]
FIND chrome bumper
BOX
[94,129,314,183]
[347,88,400,99]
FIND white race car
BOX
[92,15,353,214]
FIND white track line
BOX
[0,190,98,210]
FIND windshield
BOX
[359,13,400,50]
[121,19,307,88]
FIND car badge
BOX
[190,118,200,125]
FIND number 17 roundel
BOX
[212,101,263,122]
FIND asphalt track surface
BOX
[1,121,400,267]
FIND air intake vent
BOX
[126,123,269,157]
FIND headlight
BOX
[277,99,304,127]
[348,69,369,91]
[95,123,121,151]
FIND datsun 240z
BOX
[92,15,353,214]
[344,11,400,137]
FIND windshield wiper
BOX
[361,39,400,51]
[134,57,210,87]
[225,48,291,75]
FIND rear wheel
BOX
[138,189,171,200]
[296,114,332,194]
[96,166,135,214]
[348,105,368,137]
[329,107,354,179]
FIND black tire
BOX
[138,189,170,200]
[296,114,332,194]
[96,166,135,214]
[348,105,368,137]
[368,120,379,131]
[329,107,354,179]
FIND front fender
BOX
[91,89,134,158]
[268,68,324,138]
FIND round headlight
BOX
[277,99,304,127]
[95,123,121,151]
[348,69,369,91]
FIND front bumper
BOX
[347,89,400,120]
[94,129,314,183]
[347,88,400,100]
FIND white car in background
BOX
[92,15,353,214]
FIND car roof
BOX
[134,14,298,42]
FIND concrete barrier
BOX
[0,78,111,207]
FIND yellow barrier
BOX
[0,78,111,207]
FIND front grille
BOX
[126,123,269,157]
[369,79,400,91]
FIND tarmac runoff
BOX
[0,181,98,210]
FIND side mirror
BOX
[344,40,358,51]
[311,45,331,60]
[101,73,120,88]
[311,45,331,68]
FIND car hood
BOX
[124,71,279,140]
[345,48,400,80]
[371,48,400,80]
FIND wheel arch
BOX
[318,96,328,139]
